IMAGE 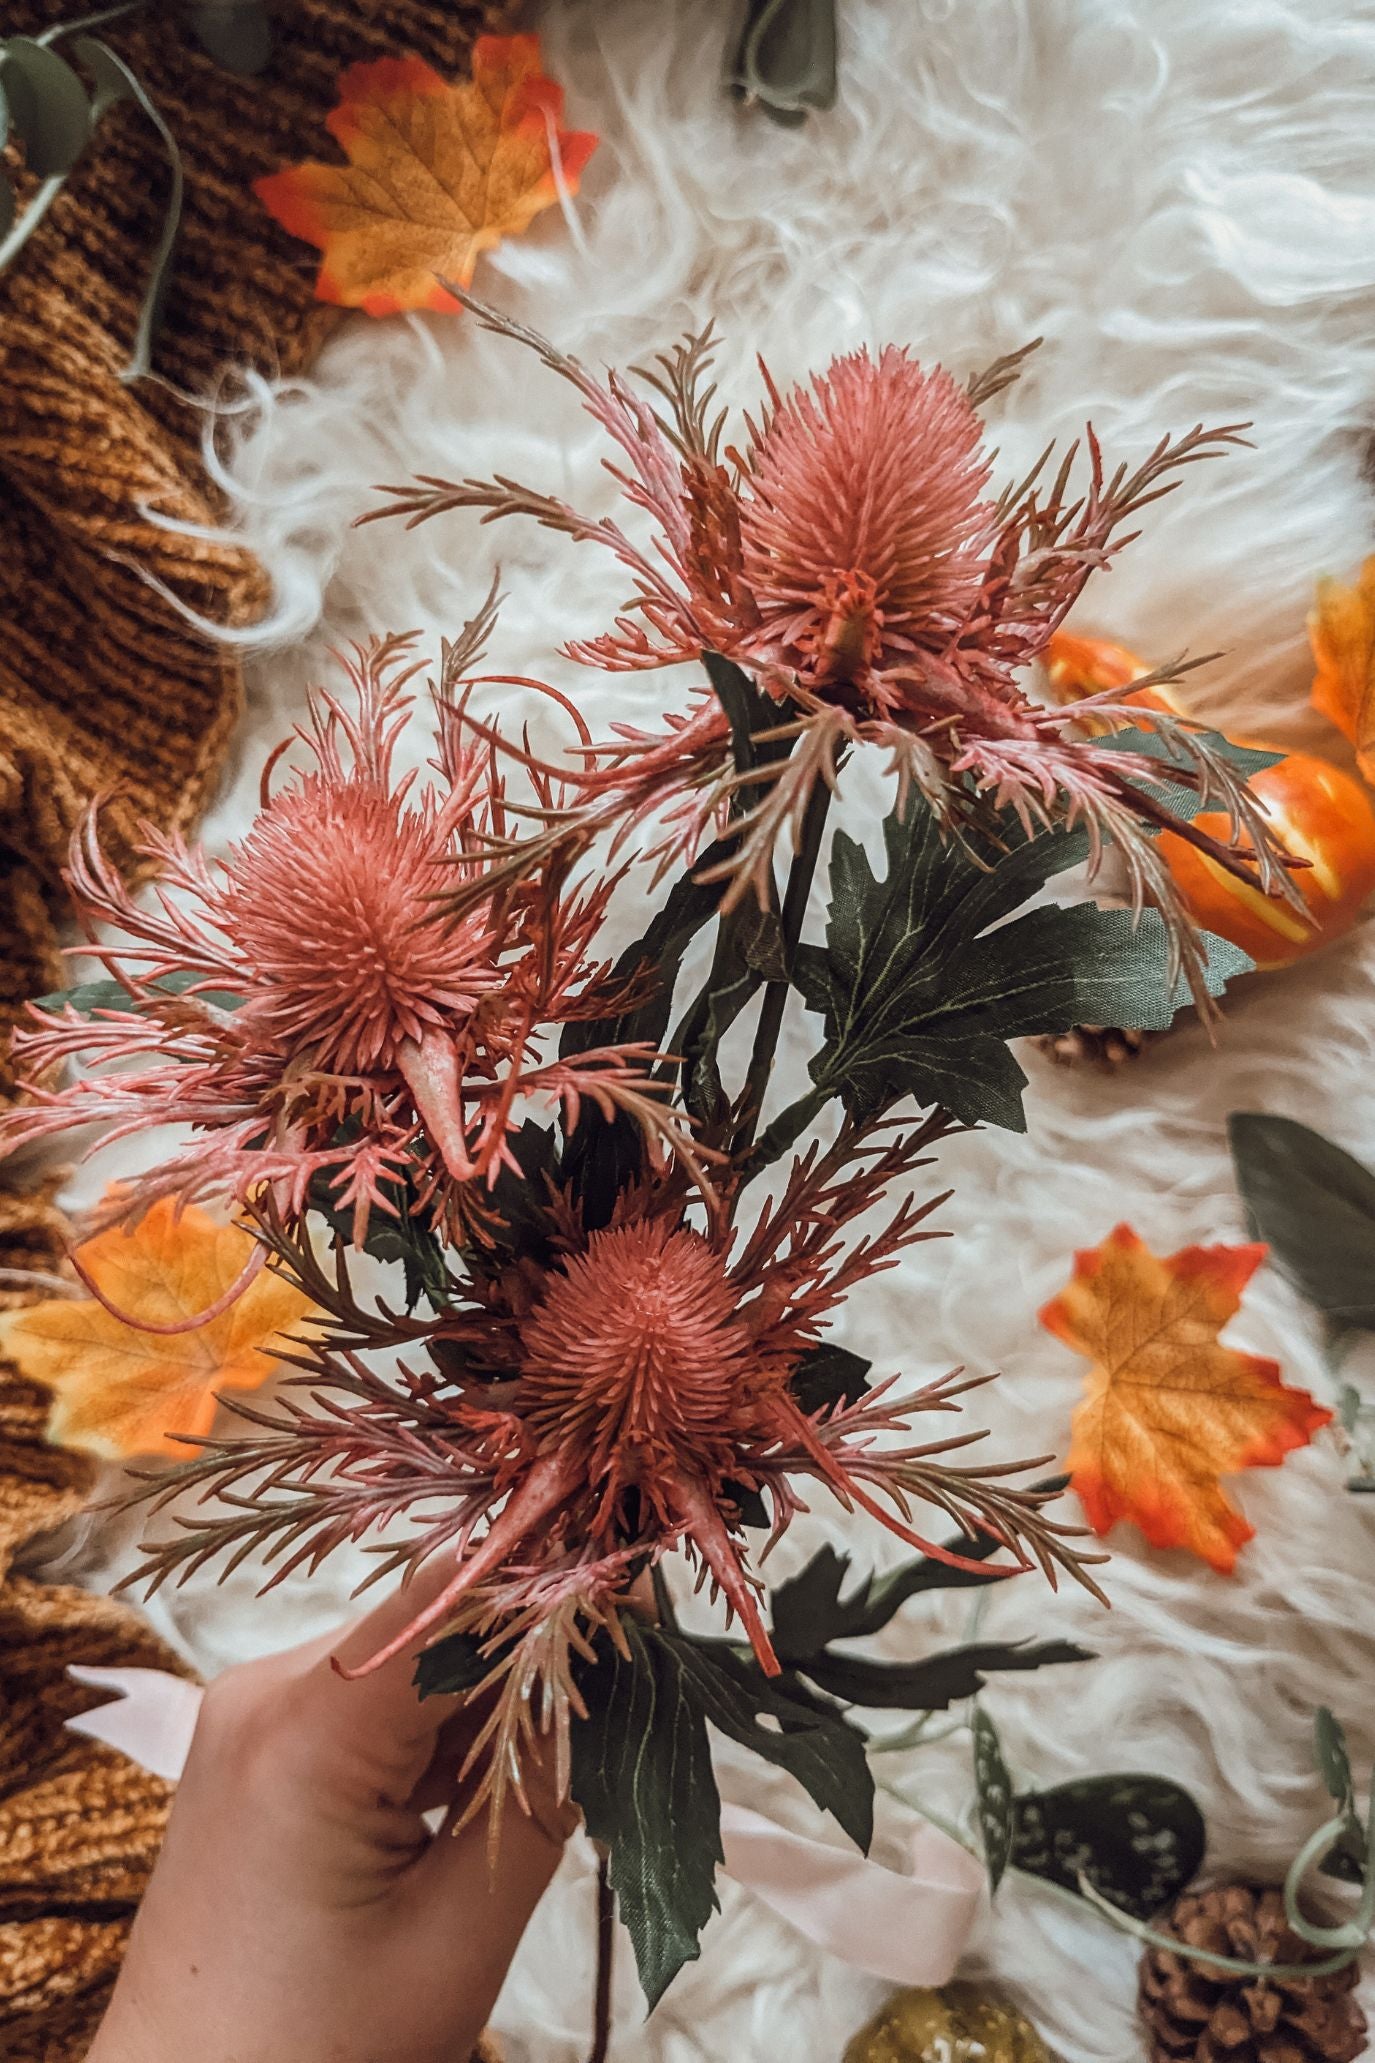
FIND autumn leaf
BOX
[0,1200,320,1460]
[1040,1223,1331,1573]
[1309,556,1375,783]
[254,35,598,317]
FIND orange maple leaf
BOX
[254,35,598,318]
[1040,1223,1331,1573]
[1309,556,1375,783]
[0,1199,320,1461]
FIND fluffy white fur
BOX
[58,0,1375,2054]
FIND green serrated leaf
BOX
[1099,725,1284,823]
[795,1638,1092,1711]
[569,1620,723,2009]
[769,1529,1016,1666]
[35,968,244,1014]
[667,1637,874,1852]
[972,1707,1015,1892]
[797,802,1247,1132]
[1,38,91,175]
[1011,1773,1206,1918]
[1229,1113,1375,1330]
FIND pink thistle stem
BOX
[66,1236,269,1335]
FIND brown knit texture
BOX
[0,2,508,2052]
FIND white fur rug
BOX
[57,0,1375,2055]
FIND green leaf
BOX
[673,652,792,1121]
[795,1638,1092,1711]
[1011,1773,1206,1918]
[186,0,273,72]
[559,840,731,1225]
[797,802,1248,1132]
[768,1527,1021,1665]
[787,1341,872,1416]
[1099,725,1283,822]
[35,968,244,1014]
[666,1638,873,1852]
[730,0,838,123]
[1313,1707,1367,1885]
[972,1707,1015,1892]
[1229,1113,1375,1331]
[1,38,91,175]
[0,169,13,240]
[72,37,183,381]
[569,1621,723,2009]
[1316,1706,1356,1810]
[413,1629,494,1699]
[567,1621,874,2006]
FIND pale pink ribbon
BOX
[67,1666,983,1986]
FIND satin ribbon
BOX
[67,1665,983,1986]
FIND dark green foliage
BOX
[1229,1113,1375,1332]
[795,802,1249,1133]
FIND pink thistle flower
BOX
[375,301,1300,998]
[1,634,694,1242]
[128,1121,1104,1813]
[736,345,995,707]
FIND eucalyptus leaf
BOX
[730,0,838,123]
[1,38,91,176]
[35,968,244,1014]
[1229,1112,1375,1330]
[1011,1773,1206,1918]
[187,0,273,73]
[794,1638,1092,1712]
[797,803,1248,1132]
[972,1707,1015,1892]
[0,169,13,240]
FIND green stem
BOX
[37,0,143,42]
[0,174,65,272]
[733,779,833,1156]
[1070,1872,1360,1982]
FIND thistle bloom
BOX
[376,300,1297,999]
[0,635,687,1242]
[130,1125,1102,1817]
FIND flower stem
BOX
[587,1847,615,2063]
[733,779,833,1155]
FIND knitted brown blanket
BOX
[0,3,504,2052]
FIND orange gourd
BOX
[1044,630,1375,969]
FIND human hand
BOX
[86,1567,572,2063]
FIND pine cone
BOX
[1139,1883,1367,2062]
[1037,1024,1157,1070]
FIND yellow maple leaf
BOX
[1309,555,1375,783]
[0,1199,320,1460]
[1040,1223,1331,1573]
[254,36,598,318]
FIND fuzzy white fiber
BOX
[55,0,1375,2055]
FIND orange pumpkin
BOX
[1043,631,1184,728]
[1158,751,1375,968]
[1044,630,1375,968]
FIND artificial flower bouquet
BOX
[1,301,1297,2006]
